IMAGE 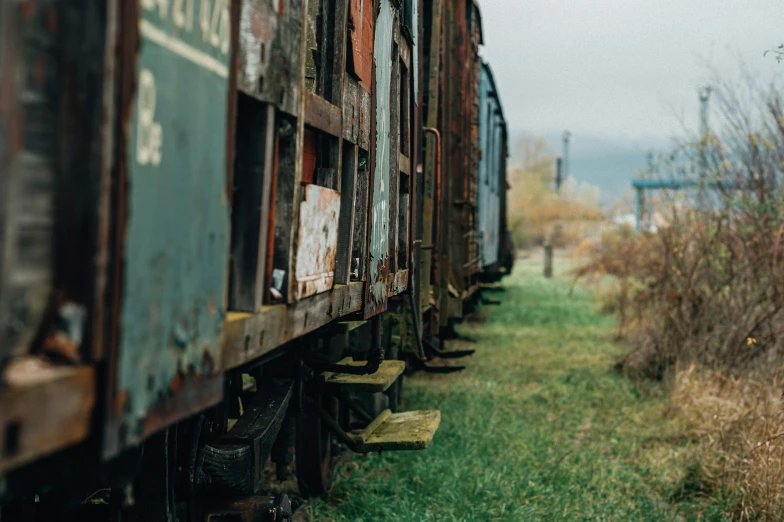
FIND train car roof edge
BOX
[472,0,485,45]
[480,61,507,130]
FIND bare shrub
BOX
[575,77,784,377]
[574,75,784,517]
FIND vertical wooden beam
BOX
[230,100,276,312]
[335,144,358,284]
[285,0,311,303]
[388,25,401,274]
[420,0,442,324]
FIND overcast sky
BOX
[479,0,784,144]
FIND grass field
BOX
[300,260,728,521]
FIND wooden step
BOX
[354,409,441,453]
[320,357,405,392]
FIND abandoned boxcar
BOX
[0,0,510,519]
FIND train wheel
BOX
[295,393,337,497]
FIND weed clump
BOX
[574,77,784,519]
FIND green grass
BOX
[302,260,728,521]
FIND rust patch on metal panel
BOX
[142,363,223,437]
[387,269,409,297]
[347,0,373,91]
[305,92,342,137]
[294,184,341,300]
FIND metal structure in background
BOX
[561,130,571,182]
[631,179,745,231]
[698,85,712,209]
[632,86,720,231]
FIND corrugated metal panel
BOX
[109,0,231,453]
[294,184,341,299]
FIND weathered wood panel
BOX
[229,98,275,312]
[341,76,371,149]
[0,360,95,473]
[224,282,364,369]
[387,26,400,274]
[0,1,57,365]
[237,0,302,116]
[335,144,358,285]
[305,92,342,137]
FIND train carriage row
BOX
[0,0,512,518]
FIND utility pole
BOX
[546,131,570,278]
[698,85,712,209]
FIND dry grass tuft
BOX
[672,365,784,520]
[573,75,784,519]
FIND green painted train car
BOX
[0,0,510,519]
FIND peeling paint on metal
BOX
[294,184,341,299]
[368,0,394,312]
[116,0,231,444]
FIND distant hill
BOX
[509,132,671,205]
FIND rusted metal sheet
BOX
[106,0,231,455]
[387,269,409,297]
[347,0,373,91]
[305,92,342,137]
[437,0,482,326]
[420,0,442,331]
[294,184,341,299]
[0,359,95,473]
[364,0,394,318]
[236,0,302,116]
[224,282,364,369]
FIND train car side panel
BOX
[106,0,232,456]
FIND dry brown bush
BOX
[573,77,784,518]
[674,365,784,520]
[508,136,603,249]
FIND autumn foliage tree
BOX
[508,135,602,248]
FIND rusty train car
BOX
[0,0,510,519]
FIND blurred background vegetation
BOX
[507,136,603,250]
